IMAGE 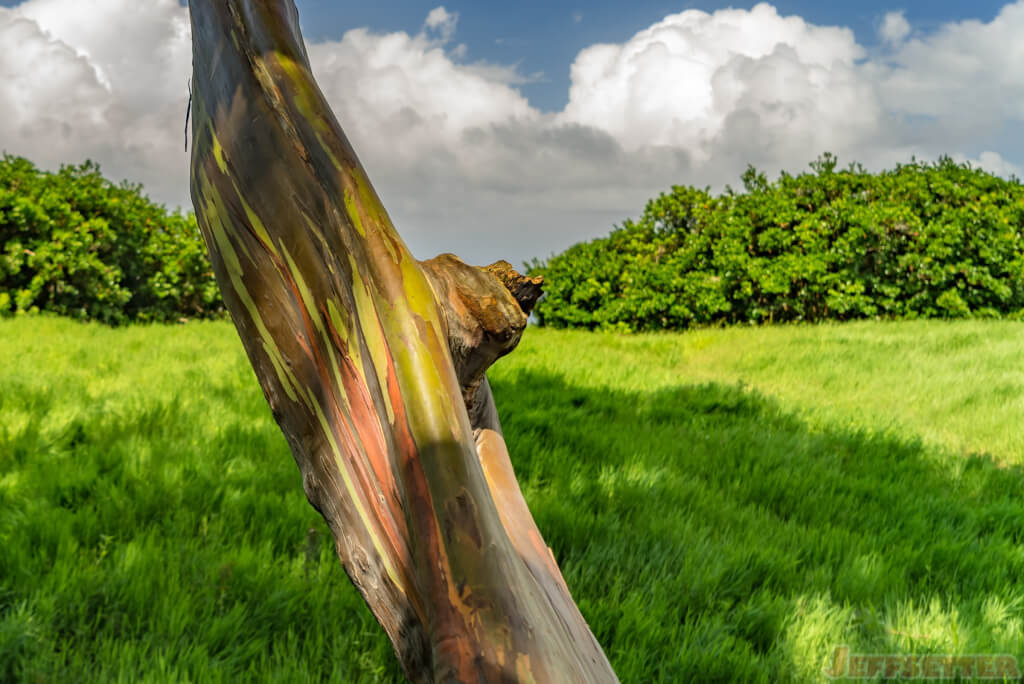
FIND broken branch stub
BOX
[420,254,543,417]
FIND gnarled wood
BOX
[420,255,541,418]
[188,1,617,681]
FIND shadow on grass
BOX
[3,366,1023,682]
[491,369,1024,682]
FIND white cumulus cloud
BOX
[556,2,886,185]
[879,11,911,45]
[0,0,191,209]
[424,6,458,44]
[1,1,1023,266]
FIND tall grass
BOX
[1,316,1022,681]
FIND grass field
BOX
[1,316,1023,682]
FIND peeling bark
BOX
[188,1,617,681]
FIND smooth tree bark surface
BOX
[187,1,618,681]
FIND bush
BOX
[531,154,1024,331]
[0,155,224,324]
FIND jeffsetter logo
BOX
[824,646,1022,679]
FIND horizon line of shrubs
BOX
[4,153,1024,331]
[0,154,224,325]
[529,154,1024,331]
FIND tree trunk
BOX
[187,2,618,681]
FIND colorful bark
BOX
[188,1,617,681]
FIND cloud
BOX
[879,11,911,45]
[559,4,877,166]
[314,1,1024,262]
[875,2,1024,142]
[954,150,1023,179]
[424,6,458,45]
[303,24,639,260]
[0,0,191,209]
[1,1,1023,266]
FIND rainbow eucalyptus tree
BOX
[187,1,618,681]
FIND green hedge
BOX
[0,155,223,324]
[531,154,1024,331]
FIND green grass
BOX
[1,316,1023,682]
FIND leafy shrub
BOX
[0,155,224,324]
[531,154,1024,331]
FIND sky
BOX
[1,0,1022,266]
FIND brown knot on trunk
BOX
[420,254,543,422]
[482,260,544,317]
